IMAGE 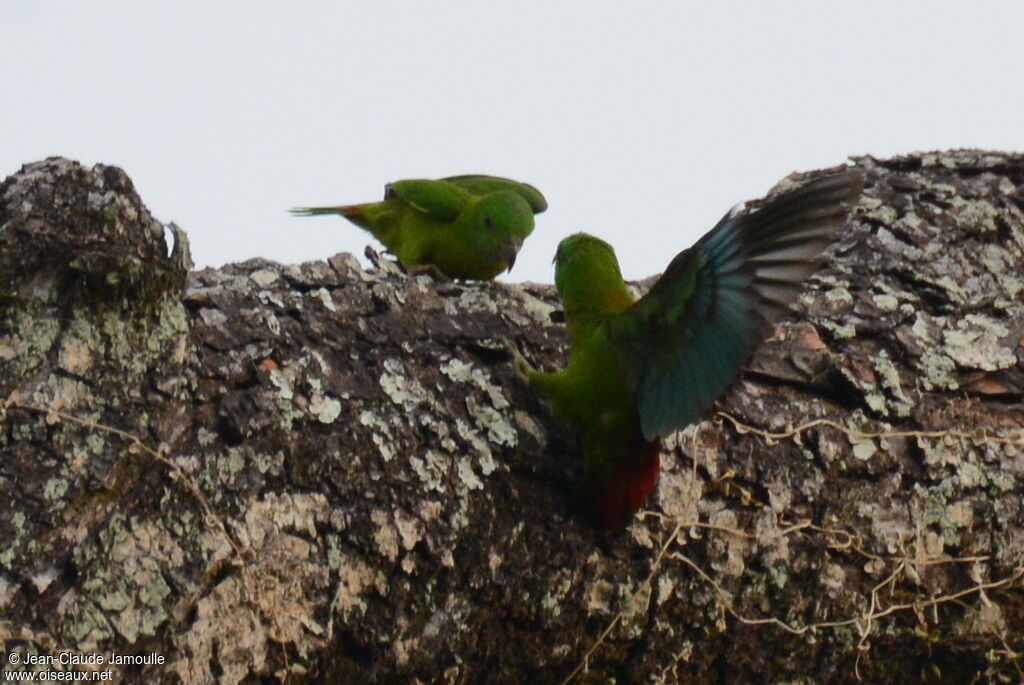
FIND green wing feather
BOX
[385,179,469,221]
[606,169,865,440]
[443,175,548,214]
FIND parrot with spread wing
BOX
[514,169,864,536]
[291,175,547,280]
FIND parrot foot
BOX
[500,338,536,383]
[406,263,452,283]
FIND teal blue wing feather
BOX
[443,175,548,213]
[386,179,469,222]
[606,169,865,440]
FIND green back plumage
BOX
[442,175,548,214]
[605,169,865,439]
[385,179,470,221]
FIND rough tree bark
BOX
[1,153,1022,684]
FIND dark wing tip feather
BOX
[744,168,864,320]
[743,172,863,243]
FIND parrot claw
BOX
[500,338,535,383]
[406,263,452,283]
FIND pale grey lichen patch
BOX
[0,334,19,362]
[309,350,332,377]
[174,494,332,684]
[359,409,397,462]
[380,358,433,412]
[942,315,1017,370]
[872,351,914,417]
[250,269,280,287]
[838,348,913,417]
[852,439,877,461]
[820,562,846,593]
[257,308,282,336]
[708,509,747,577]
[465,395,516,450]
[918,437,960,467]
[419,500,442,524]
[897,210,924,230]
[311,287,337,312]
[267,364,310,430]
[537,568,568,616]
[918,350,960,391]
[439,358,511,410]
[0,575,16,610]
[246,492,327,543]
[198,306,227,328]
[615,580,653,639]
[409,450,449,491]
[31,374,95,415]
[656,464,703,520]
[754,512,791,568]
[86,189,139,224]
[456,457,484,490]
[934,274,966,304]
[824,287,854,306]
[309,393,342,424]
[394,510,421,554]
[989,470,1018,493]
[956,461,988,489]
[76,516,176,645]
[254,450,285,476]
[871,293,899,311]
[494,285,558,328]
[911,311,945,345]
[371,509,401,561]
[454,288,499,316]
[42,477,68,502]
[269,367,295,400]
[59,589,118,650]
[584,578,618,615]
[949,195,999,233]
[857,501,914,556]
[453,416,500,477]
[30,566,59,594]
[369,507,422,564]
[57,336,94,375]
[819,318,857,340]
[862,197,898,223]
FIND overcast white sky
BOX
[3,2,1023,282]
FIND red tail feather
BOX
[588,439,661,537]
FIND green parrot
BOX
[515,169,864,536]
[291,175,547,280]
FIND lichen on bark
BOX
[1,153,1022,683]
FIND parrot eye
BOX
[484,214,494,229]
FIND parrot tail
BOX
[582,439,662,537]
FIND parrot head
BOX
[553,233,630,309]
[465,191,536,273]
[549,232,637,348]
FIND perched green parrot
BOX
[291,175,547,280]
[515,169,864,536]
